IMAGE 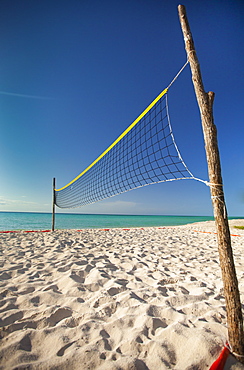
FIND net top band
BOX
[55,88,168,192]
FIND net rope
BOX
[55,62,201,209]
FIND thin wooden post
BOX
[52,178,56,232]
[178,4,244,362]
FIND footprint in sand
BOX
[17,267,29,274]
[157,286,169,297]
[114,279,129,287]
[57,341,76,357]
[18,333,32,352]
[0,272,12,280]
[57,264,71,272]
[0,300,18,313]
[74,260,88,266]
[150,317,168,335]
[47,307,72,327]
[3,319,37,335]
[107,287,124,296]
[0,310,24,327]
[18,286,35,295]
[7,263,24,272]
[69,273,85,284]
[43,284,62,294]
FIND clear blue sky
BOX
[0,0,243,216]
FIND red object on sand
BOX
[24,230,51,233]
[193,230,241,237]
[0,230,51,234]
[209,346,230,370]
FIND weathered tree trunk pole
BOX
[52,178,56,232]
[178,4,244,362]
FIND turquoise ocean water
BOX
[0,212,221,231]
[0,212,243,231]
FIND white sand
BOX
[0,220,244,369]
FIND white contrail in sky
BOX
[0,90,53,100]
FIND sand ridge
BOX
[0,222,244,369]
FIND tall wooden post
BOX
[178,4,244,362]
[52,178,56,232]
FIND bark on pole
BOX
[178,4,244,362]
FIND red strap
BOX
[209,346,230,370]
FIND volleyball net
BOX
[54,62,197,209]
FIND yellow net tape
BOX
[55,88,168,192]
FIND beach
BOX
[0,220,244,369]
